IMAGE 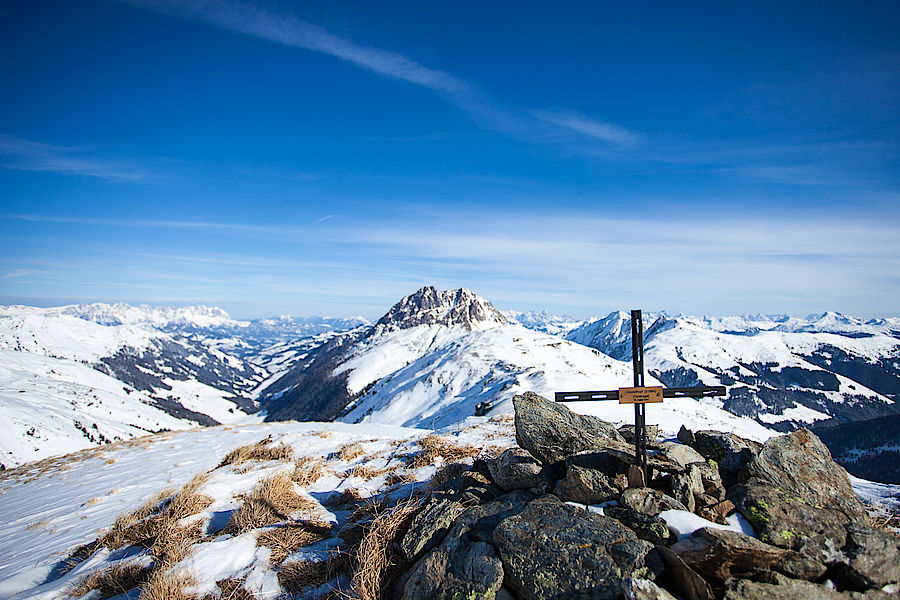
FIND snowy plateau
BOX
[1,287,900,599]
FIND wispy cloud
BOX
[0,135,155,182]
[531,109,643,146]
[118,0,636,145]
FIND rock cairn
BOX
[390,392,900,599]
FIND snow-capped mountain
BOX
[503,309,583,336]
[0,304,367,468]
[259,287,774,438]
[565,311,900,431]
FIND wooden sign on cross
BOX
[556,309,726,485]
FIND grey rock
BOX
[744,429,867,522]
[553,465,619,505]
[658,442,706,470]
[774,550,827,582]
[678,426,695,446]
[724,575,851,600]
[487,447,548,492]
[494,498,658,600]
[621,578,679,600]
[513,392,626,466]
[654,545,714,600]
[619,424,660,444]
[621,487,688,516]
[604,506,673,547]
[671,527,790,584]
[399,540,505,600]
[837,522,900,590]
[400,498,463,562]
[730,479,850,555]
[692,431,760,486]
[671,464,704,513]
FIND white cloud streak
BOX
[0,135,153,181]
[531,109,643,146]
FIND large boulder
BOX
[513,392,626,466]
[743,429,866,522]
[730,429,868,558]
[724,575,851,600]
[494,497,661,600]
[398,539,505,600]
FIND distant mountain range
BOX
[2,291,899,482]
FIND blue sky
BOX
[1,1,898,319]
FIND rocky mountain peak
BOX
[375,286,508,331]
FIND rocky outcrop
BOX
[513,392,626,466]
[390,394,900,600]
[494,498,660,600]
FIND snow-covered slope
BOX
[260,288,776,437]
[566,311,900,431]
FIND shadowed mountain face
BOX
[259,287,509,422]
[813,414,900,484]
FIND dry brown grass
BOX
[312,429,333,439]
[350,497,422,600]
[292,456,329,487]
[101,473,212,568]
[339,442,366,462]
[489,413,514,423]
[278,554,350,594]
[407,434,481,469]
[223,473,319,534]
[348,465,393,481]
[212,578,254,600]
[384,471,417,487]
[257,520,334,564]
[137,570,197,600]
[70,561,151,599]
[218,437,294,468]
[26,519,52,530]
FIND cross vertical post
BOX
[631,309,650,484]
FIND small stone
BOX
[400,498,463,561]
[678,426,695,446]
[658,442,706,470]
[487,447,548,492]
[628,465,646,488]
[621,488,688,516]
[604,505,673,547]
[553,465,619,505]
[621,578,679,600]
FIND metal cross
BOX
[556,309,726,484]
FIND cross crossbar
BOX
[555,308,728,485]
[555,386,726,403]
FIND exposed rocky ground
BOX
[388,393,900,600]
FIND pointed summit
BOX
[376,286,508,331]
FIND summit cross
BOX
[555,309,726,484]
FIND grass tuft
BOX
[292,457,328,487]
[257,520,334,564]
[339,442,366,462]
[278,554,350,594]
[69,561,152,599]
[137,570,196,600]
[407,434,481,469]
[218,437,293,468]
[350,497,422,600]
[223,473,319,534]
